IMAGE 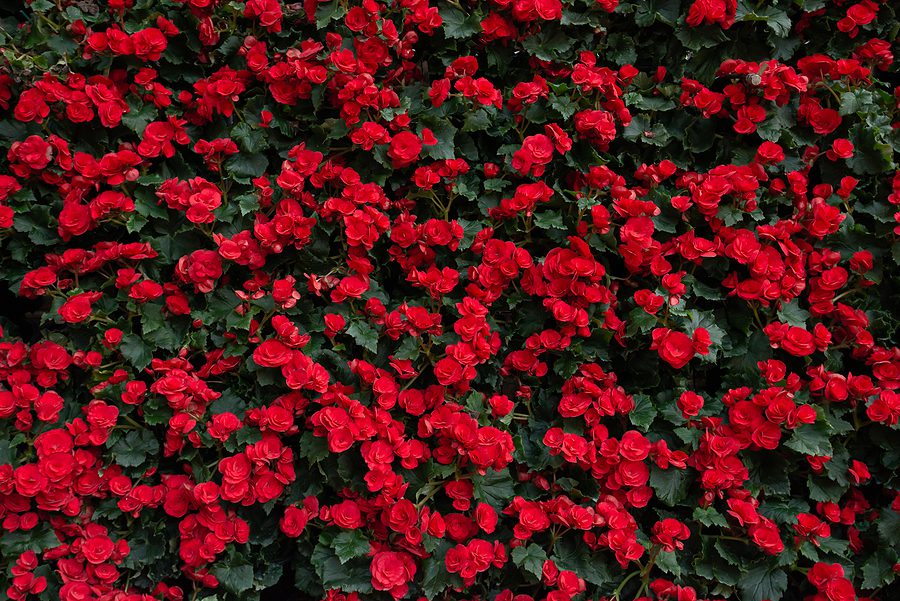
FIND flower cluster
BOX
[0,1,899,601]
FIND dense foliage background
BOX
[0,0,898,600]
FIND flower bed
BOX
[0,0,899,600]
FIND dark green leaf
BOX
[511,544,547,580]
[629,394,658,431]
[213,564,254,594]
[110,429,160,468]
[784,422,833,456]
[332,530,371,564]
[347,321,379,353]
[650,466,691,506]
[120,334,154,370]
[738,561,788,601]
[472,469,515,510]
[225,153,269,180]
[693,506,729,528]
[862,549,897,589]
[439,7,480,39]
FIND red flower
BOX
[370,551,416,599]
[651,518,691,552]
[253,339,292,367]
[651,327,706,369]
[388,131,423,168]
[685,0,737,28]
[512,134,555,177]
[131,27,168,61]
[677,391,704,417]
[58,292,103,324]
[81,536,115,564]
[324,313,347,337]
[280,505,310,537]
[749,520,784,555]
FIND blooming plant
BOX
[0,0,899,600]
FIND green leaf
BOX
[735,4,792,37]
[627,307,659,336]
[393,336,421,361]
[522,27,576,62]
[213,563,254,594]
[422,119,457,161]
[877,509,900,542]
[747,452,792,496]
[756,104,795,142]
[862,549,897,589]
[0,525,60,557]
[439,7,481,39]
[122,103,157,134]
[847,124,895,175]
[552,536,611,586]
[462,109,492,132]
[763,9,792,37]
[688,276,725,300]
[549,95,577,119]
[511,544,548,580]
[120,334,154,370]
[0,119,31,142]
[110,429,160,468]
[759,498,809,525]
[633,0,681,26]
[856,200,895,223]
[0,434,25,465]
[693,506,729,528]
[140,304,186,352]
[534,211,566,230]
[237,194,260,216]
[807,476,844,502]
[298,431,330,463]
[561,8,592,25]
[675,25,728,51]
[47,35,78,55]
[650,466,691,506]
[732,330,773,374]
[311,543,374,594]
[347,321,379,353]
[623,115,671,147]
[777,300,809,327]
[694,539,740,585]
[420,542,455,598]
[714,539,746,566]
[332,530,371,564]
[655,550,682,578]
[315,1,346,28]
[10,199,52,240]
[738,561,788,601]
[784,422,833,456]
[839,92,859,116]
[231,122,267,153]
[202,289,241,322]
[604,33,638,66]
[685,310,727,362]
[629,394,658,431]
[472,469,515,510]
[225,153,268,180]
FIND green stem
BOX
[612,569,642,600]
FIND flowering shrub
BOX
[0,0,899,600]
